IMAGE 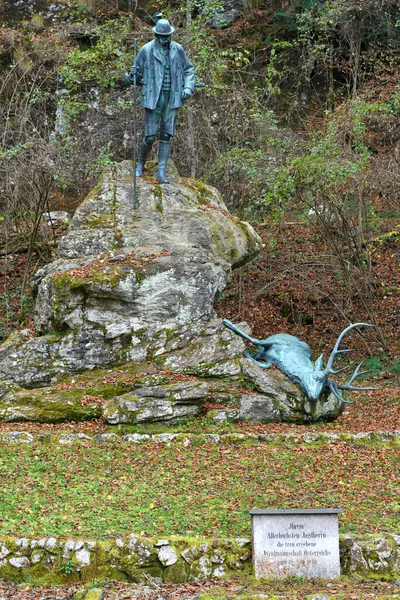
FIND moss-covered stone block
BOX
[0,377,102,423]
[340,534,399,580]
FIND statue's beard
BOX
[156,36,171,46]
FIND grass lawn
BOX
[0,439,398,539]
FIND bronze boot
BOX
[157,140,171,184]
[136,138,153,177]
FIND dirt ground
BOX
[1,577,400,599]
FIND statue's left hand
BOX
[182,88,192,101]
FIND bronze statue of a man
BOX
[129,18,196,184]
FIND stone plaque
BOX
[249,509,342,580]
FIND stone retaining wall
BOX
[0,430,398,446]
[0,532,398,585]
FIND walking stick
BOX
[133,38,137,210]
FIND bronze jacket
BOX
[134,40,195,110]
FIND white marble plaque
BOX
[250,509,341,580]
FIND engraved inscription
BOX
[251,512,341,580]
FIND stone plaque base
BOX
[249,509,342,580]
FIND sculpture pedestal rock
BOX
[0,162,343,424]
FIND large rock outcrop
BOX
[0,162,259,386]
[0,162,344,423]
[35,162,259,334]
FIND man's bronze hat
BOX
[152,18,175,35]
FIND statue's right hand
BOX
[130,66,140,78]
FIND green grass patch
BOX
[0,441,398,539]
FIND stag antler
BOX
[327,380,352,403]
[324,323,377,404]
[336,361,375,391]
[323,323,375,375]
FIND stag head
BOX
[302,365,327,401]
[313,323,376,404]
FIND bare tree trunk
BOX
[350,17,362,99]
[327,43,335,111]
[128,0,137,12]
[297,45,315,106]
[186,0,196,178]
[19,174,52,316]
[187,110,196,178]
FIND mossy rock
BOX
[0,384,102,423]
[73,591,103,600]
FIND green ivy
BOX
[0,143,30,160]
[59,19,132,93]
[86,141,117,178]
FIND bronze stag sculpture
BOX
[223,320,376,403]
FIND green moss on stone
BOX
[43,332,63,344]
[53,266,125,291]
[134,267,147,285]
[0,329,32,351]
[153,185,163,199]
[164,561,190,583]
[84,215,115,229]
[0,380,106,423]
[0,395,101,423]
[1,361,165,424]
[80,183,103,207]
[201,211,245,266]
[185,179,214,205]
